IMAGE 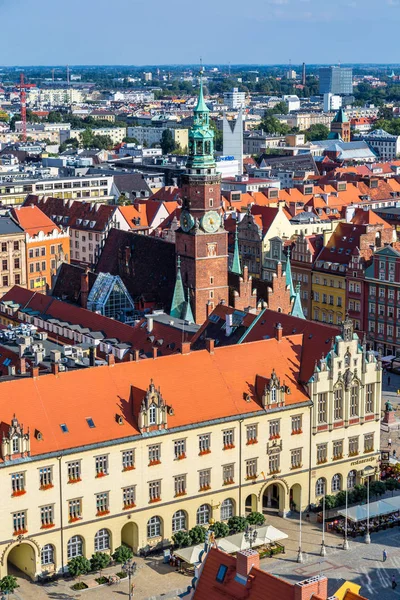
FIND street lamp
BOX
[297,488,303,563]
[320,495,326,556]
[343,480,349,551]
[363,466,374,544]
[122,558,137,600]
[244,524,258,549]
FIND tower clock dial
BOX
[180,210,195,232]
[200,211,221,233]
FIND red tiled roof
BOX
[351,208,391,227]
[10,205,61,236]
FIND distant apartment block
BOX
[127,126,188,150]
[223,88,246,109]
[319,66,353,95]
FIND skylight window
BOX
[86,417,95,428]
[60,424,69,433]
[216,564,228,583]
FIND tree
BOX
[90,552,111,575]
[369,481,386,498]
[91,134,113,150]
[273,101,288,115]
[210,521,229,538]
[0,111,9,123]
[59,137,79,153]
[385,478,398,496]
[123,136,139,144]
[112,545,133,564]
[172,531,192,548]
[227,516,248,533]
[209,119,223,151]
[0,575,19,595]
[319,495,336,510]
[246,511,265,526]
[188,525,206,545]
[80,128,94,148]
[67,556,91,579]
[304,124,330,142]
[47,111,63,123]
[160,129,176,154]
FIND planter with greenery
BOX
[112,545,134,564]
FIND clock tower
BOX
[175,72,229,324]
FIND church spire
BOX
[182,287,195,323]
[170,256,186,318]
[291,282,305,319]
[195,68,210,115]
[285,248,295,299]
[231,223,242,276]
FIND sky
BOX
[1,0,400,66]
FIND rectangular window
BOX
[40,505,54,527]
[334,388,343,420]
[95,455,108,476]
[291,448,302,469]
[291,415,302,433]
[1,242,7,252]
[13,241,19,251]
[268,453,280,474]
[349,436,359,456]
[366,384,374,413]
[199,469,211,490]
[2,276,8,287]
[364,433,374,453]
[246,424,258,444]
[11,472,25,495]
[174,474,186,496]
[41,248,46,257]
[223,429,234,449]
[333,440,343,460]
[122,449,135,471]
[148,444,161,464]
[317,393,327,424]
[50,245,55,254]
[123,486,136,508]
[13,511,26,534]
[68,499,81,521]
[39,466,53,488]
[246,458,257,479]
[317,443,327,464]
[223,464,234,485]
[174,439,186,459]
[199,434,211,454]
[96,492,109,514]
[149,480,161,502]
[350,386,359,417]
[67,461,81,482]
[15,275,20,285]
[269,419,280,438]
[14,258,20,269]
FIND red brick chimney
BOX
[153,347,158,359]
[31,366,39,379]
[51,362,59,376]
[19,358,26,375]
[107,353,115,366]
[294,576,328,600]
[181,341,191,355]
[133,349,140,362]
[276,322,283,341]
[80,269,89,309]
[236,549,260,579]
[205,338,215,354]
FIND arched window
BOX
[350,385,359,417]
[344,352,351,368]
[149,404,157,425]
[271,387,277,403]
[94,529,110,551]
[334,387,343,420]
[347,470,357,489]
[41,544,55,565]
[221,498,234,521]
[172,510,186,533]
[331,474,341,492]
[196,504,210,525]
[316,478,325,496]
[67,535,83,560]
[147,516,161,539]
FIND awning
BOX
[338,497,400,522]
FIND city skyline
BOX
[1,0,400,66]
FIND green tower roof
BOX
[170,256,186,319]
[285,250,295,299]
[291,282,305,319]
[195,76,210,114]
[182,287,195,323]
[230,224,242,276]
[332,108,348,124]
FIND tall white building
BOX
[223,88,246,109]
[323,93,342,113]
[223,108,243,175]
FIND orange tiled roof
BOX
[0,335,309,458]
[118,205,149,229]
[351,208,391,227]
[10,205,61,237]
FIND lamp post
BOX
[363,466,374,544]
[343,480,349,550]
[320,495,326,556]
[297,488,303,563]
[244,524,258,549]
[122,558,137,600]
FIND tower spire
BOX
[182,286,195,323]
[285,248,295,299]
[170,256,186,318]
[291,282,305,319]
[231,222,242,276]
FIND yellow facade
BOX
[311,271,346,326]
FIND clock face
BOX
[201,211,221,233]
[180,210,195,233]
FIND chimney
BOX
[276,322,283,342]
[31,366,39,379]
[236,549,260,580]
[146,314,154,332]
[80,269,89,309]
[205,338,215,354]
[294,576,328,600]
[107,353,115,366]
[51,362,59,376]
[19,358,26,375]
[133,349,140,362]
[152,347,158,359]
[89,346,96,367]
[226,313,233,337]
[181,341,191,355]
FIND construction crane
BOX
[19,73,28,143]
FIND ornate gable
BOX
[138,380,173,433]
[1,415,30,461]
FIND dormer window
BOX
[138,380,170,433]
[149,404,157,426]
[271,387,277,403]
[12,437,19,454]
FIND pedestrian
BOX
[383,549,388,562]
[394,449,397,459]
[392,575,397,590]
[388,375,391,386]
[389,438,392,449]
